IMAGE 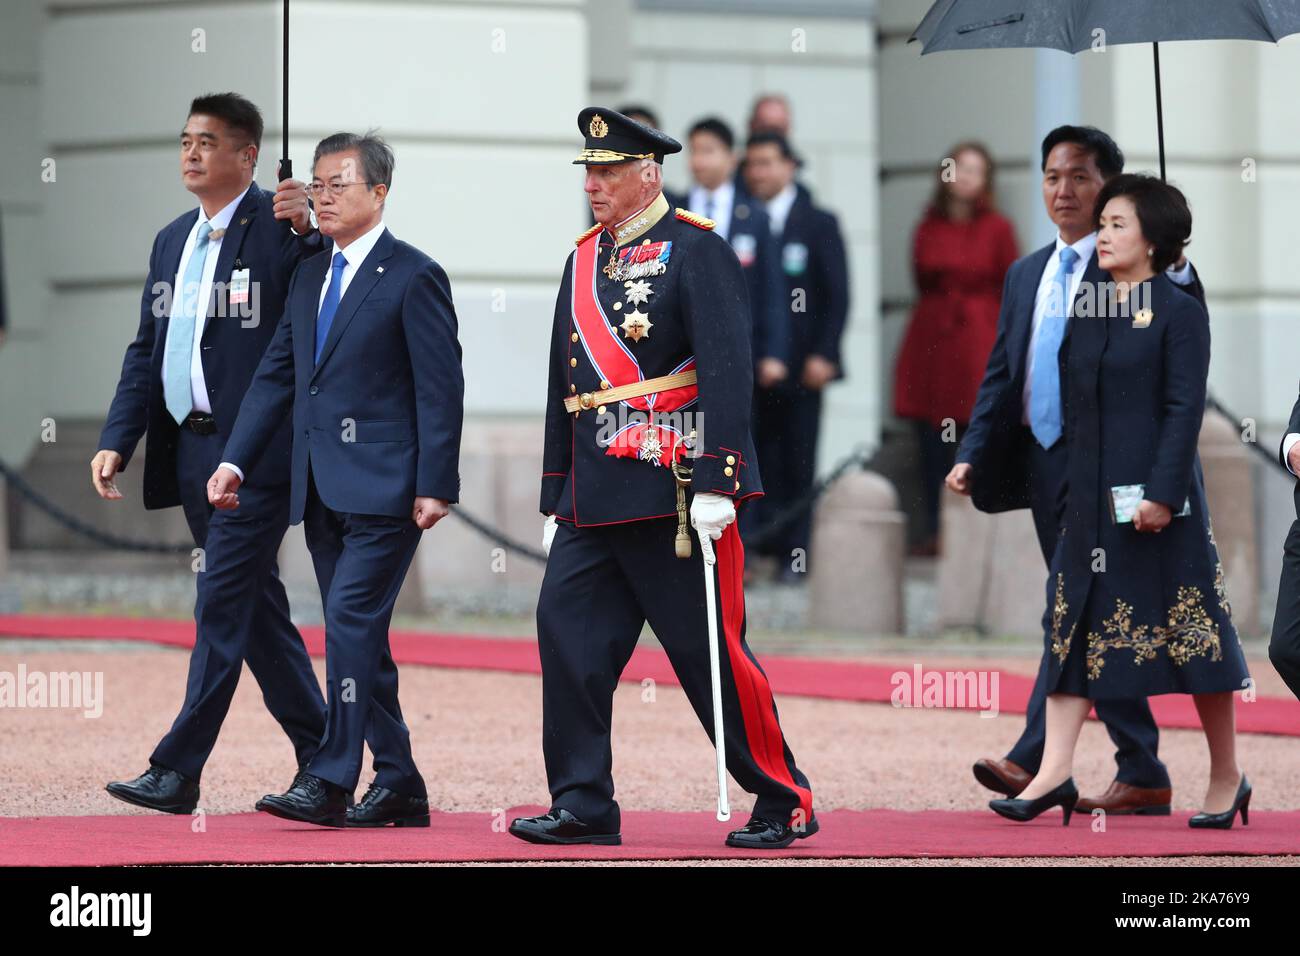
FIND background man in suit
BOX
[685,117,789,389]
[947,125,1204,815]
[1270,407,1300,701]
[208,131,464,829]
[741,132,849,582]
[95,92,326,814]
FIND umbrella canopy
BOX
[910,0,1300,179]
[911,0,1300,54]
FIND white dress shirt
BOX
[1283,434,1300,476]
[162,184,251,415]
[687,180,735,240]
[220,219,388,482]
[316,219,388,313]
[765,182,798,237]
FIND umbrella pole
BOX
[1152,41,1166,181]
[279,0,291,181]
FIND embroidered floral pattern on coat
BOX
[1084,586,1223,681]
[1049,572,1075,664]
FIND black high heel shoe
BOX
[989,778,1079,825]
[1188,775,1251,829]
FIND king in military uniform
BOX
[509,108,816,850]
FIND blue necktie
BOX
[1028,246,1081,448]
[314,251,348,365]
[163,221,214,424]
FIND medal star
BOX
[638,431,664,465]
[624,279,654,307]
[620,309,653,343]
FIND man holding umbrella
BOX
[509,107,815,850]
[95,93,327,814]
[947,125,1205,815]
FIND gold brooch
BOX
[1133,308,1154,328]
[589,114,608,138]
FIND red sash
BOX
[572,231,697,467]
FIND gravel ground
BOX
[1,643,1293,824]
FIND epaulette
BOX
[575,223,603,246]
[675,207,716,231]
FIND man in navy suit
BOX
[208,132,464,828]
[742,132,849,581]
[949,125,1204,815]
[685,117,789,386]
[96,93,326,814]
[1269,399,1300,702]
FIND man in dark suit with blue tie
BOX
[95,93,326,814]
[684,117,789,380]
[949,126,1205,815]
[742,132,849,581]
[208,131,464,828]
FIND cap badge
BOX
[589,114,609,138]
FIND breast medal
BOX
[604,240,672,282]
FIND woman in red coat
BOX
[893,142,1018,555]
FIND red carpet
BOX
[1,808,1296,865]
[2,613,1297,736]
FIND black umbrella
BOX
[910,0,1300,180]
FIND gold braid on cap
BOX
[574,148,656,164]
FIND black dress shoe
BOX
[508,808,621,845]
[255,772,348,827]
[1189,775,1252,829]
[989,777,1079,825]
[105,764,199,814]
[725,814,820,849]
[291,766,354,808]
[346,783,430,828]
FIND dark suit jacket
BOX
[958,242,1205,513]
[1279,392,1300,470]
[679,190,789,365]
[222,228,464,523]
[726,197,788,365]
[1278,383,1300,522]
[98,183,322,508]
[775,190,849,377]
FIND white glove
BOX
[542,514,558,557]
[690,492,736,566]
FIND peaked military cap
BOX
[573,106,682,166]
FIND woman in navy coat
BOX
[989,175,1252,829]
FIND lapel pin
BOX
[1132,308,1154,328]
[376,266,384,274]
[239,217,249,226]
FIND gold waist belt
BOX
[563,369,698,413]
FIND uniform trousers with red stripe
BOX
[536,513,814,833]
